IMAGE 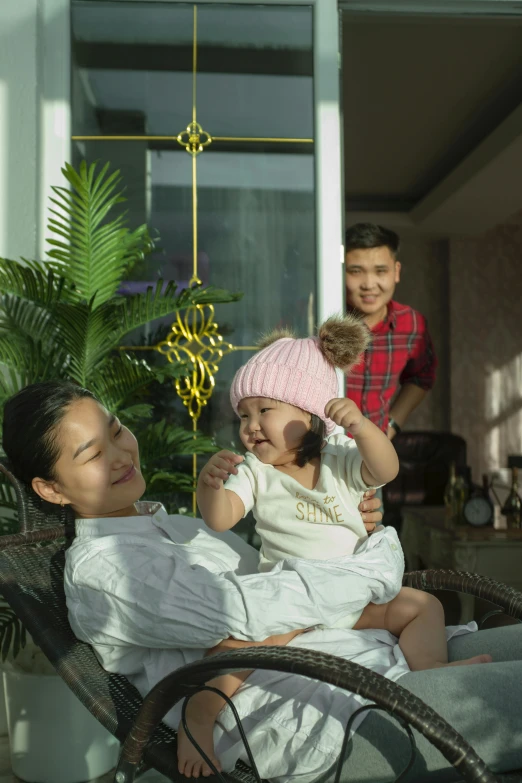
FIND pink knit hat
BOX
[230,316,370,436]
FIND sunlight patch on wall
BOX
[485,353,522,470]
[0,81,6,256]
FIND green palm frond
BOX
[0,158,243,660]
[145,470,196,494]
[90,354,157,412]
[0,259,65,307]
[138,420,216,465]
[118,404,154,424]
[46,161,153,306]
[122,321,173,348]
[0,295,55,343]
[0,335,68,398]
[0,478,18,517]
[150,361,193,383]
[52,300,121,385]
[188,285,243,306]
[117,281,241,341]
[0,606,26,662]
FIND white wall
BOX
[0,0,70,263]
[0,0,39,260]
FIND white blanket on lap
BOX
[214,623,475,783]
[64,504,475,782]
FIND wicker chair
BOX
[0,462,521,783]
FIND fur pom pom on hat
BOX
[230,314,370,435]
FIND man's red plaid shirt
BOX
[346,300,437,432]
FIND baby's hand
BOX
[325,397,366,435]
[200,450,244,490]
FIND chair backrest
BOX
[383,431,467,507]
[0,462,71,533]
[0,539,140,736]
[0,461,186,780]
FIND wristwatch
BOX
[388,418,401,434]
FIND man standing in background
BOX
[344,222,437,439]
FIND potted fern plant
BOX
[0,160,239,502]
[0,160,241,781]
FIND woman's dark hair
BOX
[2,381,96,485]
[295,414,325,467]
[345,222,400,259]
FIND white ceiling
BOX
[342,13,522,234]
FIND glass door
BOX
[71,0,343,508]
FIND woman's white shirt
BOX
[64,503,472,782]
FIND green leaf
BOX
[52,301,120,385]
[146,470,195,493]
[46,161,154,306]
[1,621,12,662]
[0,259,65,306]
[118,404,154,423]
[187,285,243,307]
[150,362,192,383]
[0,606,25,662]
[90,354,157,411]
[0,295,55,343]
[0,334,68,395]
[138,420,216,466]
[0,477,19,520]
[116,281,242,342]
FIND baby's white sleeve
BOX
[224,458,256,517]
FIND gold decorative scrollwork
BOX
[177,121,213,156]
[157,304,238,422]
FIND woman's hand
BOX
[358,488,382,533]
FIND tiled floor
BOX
[0,736,170,783]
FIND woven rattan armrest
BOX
[404,570,522,620]
[114,646,501,783]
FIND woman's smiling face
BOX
[32,397,146,518]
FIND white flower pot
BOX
[4,670,119,783]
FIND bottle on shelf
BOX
[444,461,457,527]
[482,474,491,500]
[481,474,496,524]
[501,467,522,529]
[453,466,470,525]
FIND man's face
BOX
[345,246,401,321]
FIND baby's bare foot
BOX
[177,717,221,778]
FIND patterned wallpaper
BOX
[449,216,522,480]
[393,221,522,481]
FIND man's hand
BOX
[199,450,244,490]
[358,488,382,533]
[387,424,397,440]
[325,397,367,436]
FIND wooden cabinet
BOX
[401,507,522,623]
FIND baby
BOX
[178,315,491,777]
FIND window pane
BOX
[71,1,316,455]
[72,1,313,139]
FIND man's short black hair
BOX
[345,223,400,259]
